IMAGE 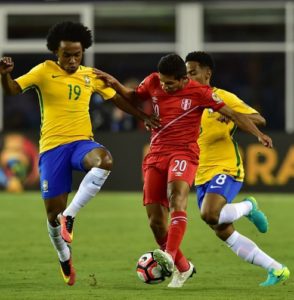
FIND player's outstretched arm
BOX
[93,68,136,103]
[218,105,273,148]
[217,112,266,126]
[247,113,266,126]
[0,57,22,95]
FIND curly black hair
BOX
[158,53,187,79]
[185,51,215,71]
[46,21,92,52]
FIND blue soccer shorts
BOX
[195,174,243,209]
[39,140,105,199]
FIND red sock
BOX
[156,232,189,272]
[175,249,190,272]
[166,211,187,260]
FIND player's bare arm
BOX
[218,105,273,148]
[246,113,266,126]
[93,68,137,103]
[110,93,160,129]
[217,112,266,126]
[0,57,22,95]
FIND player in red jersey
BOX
[94,53,272,288]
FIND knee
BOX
[200,210,219,225]
[93,151,113,170]
[100,152,113,170]
[168,190,187,211]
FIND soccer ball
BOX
[136,251,165,284]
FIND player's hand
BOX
[217,114,231,124]
[0,57,14,74]
[258,134,273,148]
[93,68,118,87]
[144,113,161,131]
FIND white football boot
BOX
[168,261,196,288]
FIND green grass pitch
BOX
[0,192,293,300]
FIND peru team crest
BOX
[181,98,192,110]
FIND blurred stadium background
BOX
[0,0,293,193]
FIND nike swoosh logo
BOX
[92,181,100,186]
[52,75,62,78]
[277,269,285,278]
[210,185,222,188]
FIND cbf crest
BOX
[84,75,91,87]
[42,180,48,192]
[181,98,192,111]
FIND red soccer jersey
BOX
[136,72,225,155]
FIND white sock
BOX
[218,201,252,224]
[63,167,110,218]
[225,231,283,271]
[47,220,70,262]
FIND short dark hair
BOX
[185,51,215,71]
[158,53,187,79]
[46,21,92,52]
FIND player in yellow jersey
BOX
[185,51,289,287]
[0,21,159,286]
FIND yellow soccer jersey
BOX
[15,60,116,153]
[195,87,258,185]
